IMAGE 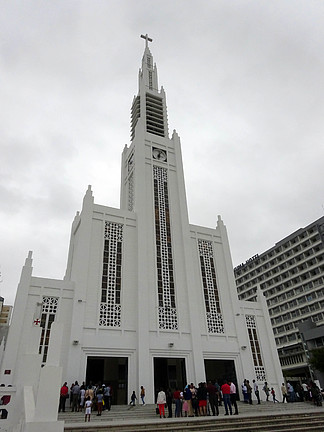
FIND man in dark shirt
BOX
[253,379,261,404]
[206,381,219,416]
[183,385,193,417]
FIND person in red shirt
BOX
[221,381,232,415]
[59,382,69,412]
[173,388,182,417]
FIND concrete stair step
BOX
[62,403,324,431]
[64,412,324,432]
[60,402,321,421]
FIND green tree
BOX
[309,347,324,373]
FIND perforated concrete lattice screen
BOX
[245,314,266,381]
[153,165,178,330]
[39,296,58,363]
[128,172,134,211]
[198,239,225,334]
[99,222,123,327]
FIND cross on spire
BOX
[140,33,153,48]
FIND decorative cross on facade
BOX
[140,33,153,48]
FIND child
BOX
[130,390,137,406]
[271,387,280,403]
[84,396,92,422]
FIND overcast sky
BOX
[1,1,324,305]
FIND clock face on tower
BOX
[152,147,167,162]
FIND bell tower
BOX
[119,36,199,388]
[120,34,193,330]
[130,34,169,142]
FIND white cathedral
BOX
[0,36,283,429]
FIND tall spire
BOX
[131,34,169,141]
[139,33,158,92]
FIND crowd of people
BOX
[154,380,240,418]
[279,380,323,405]
[58,381,113,421]
[58,378,323,421]
[153,379,324,418]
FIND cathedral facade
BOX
[1,38,283,406]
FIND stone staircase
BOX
[60,402,324,431]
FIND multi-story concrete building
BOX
[298,318,324,384]
[0,297,12,326]
[234,216,324,383]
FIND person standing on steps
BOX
[302,382,309,401]
[271,387,280,403]
[253,380,261,404]
[79,384,86,412]
[103,384,110,411]
[71,381,80,412]
[206,381,218,416]
[85,385,94,405]
[130,390,137,406]
[156,388,166,418]
[140,386,145,405]
[246,380,253,405]
[229,381,239,415]
[197,382,207,416]
[190,383,198,416]
[287,382,296,402]
[166,388,173,418]
[242,380,248,403]
[183,384,193,417]
[281,383,288,403]
[58,382,69,413]
[173,387,182,417]
[106,383,113,410]
[84,396,92,422]
[263,382,270,401]
[221,381,232,416]
[96,386,104,416]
